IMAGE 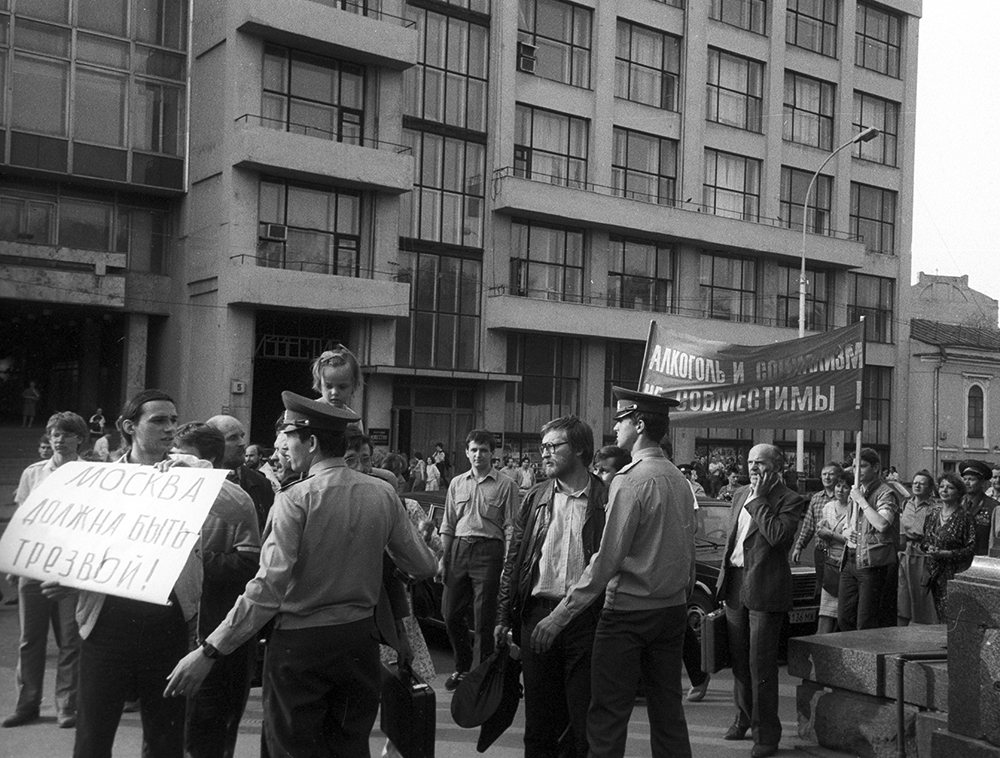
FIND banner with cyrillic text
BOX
[639,321,865,430]
[0,462,226,605]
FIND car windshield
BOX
[696,502,730,547]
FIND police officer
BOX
[165,392,437,756]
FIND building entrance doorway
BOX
[393,381,476,478]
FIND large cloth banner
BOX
[0,461,226,605]
[639,321,865,431]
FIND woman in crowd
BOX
[815,472,851,634]
[897,470,938,625]
[792,462,844,601]
[922,472,976,621]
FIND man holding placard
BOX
[3,412,88,730]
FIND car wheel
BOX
[687,589,715,640]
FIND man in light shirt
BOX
[495,416,608,758]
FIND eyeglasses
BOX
[538,441,570,455]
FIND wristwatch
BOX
[200,641,223,659]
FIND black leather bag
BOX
[701,608,731,673]
[380,662,436,758]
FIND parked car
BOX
[404,492,819,645]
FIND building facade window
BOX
[783,71,834,150]
[261,46,364,144]
[0,178,172,272]
[780,166,832,234]
[855,3,901,78]
[607,236,674,313]
[786,0,838,58]
[710,0,766,34]
[703,149,760,221]
[706,48,763,131]
[400,129,485,248]
[848,272,894,343]
[614,20,680,111]
[604,340,645,433]
[968,384,985,440]
[514,104,588,188]
[847,365,892,457]
[850,182,896,255]
[257,178,361,277]
[506,333,581,435]
[403,5,489,133]
[699,252,758,323]
[394,248,481,370]
[2,0,188,188]
[517,0,591,88]
[611,127,677,205]
[776,263,831,331]
[853,92,899,166]
[510,218,584,303]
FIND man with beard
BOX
[495,416,607,758]
[207,415,274,529]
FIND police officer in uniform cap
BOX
[530,387,697,758]
[165,391,437,756]
[960,459,1000,555]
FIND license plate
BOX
[788,608,817,624]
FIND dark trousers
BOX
[724,568,784,748]
[520,599,597,758]
[587,604,691,758]
[15,577,80,716]
[441,537,503,672]
[263,618,380,758]
[682,625,707,687]
[185,639,256,758]
[838,552,893,631]
[74,597,188,758]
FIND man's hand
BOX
[751,469,779,498]
[849,486,866,507]
[395,622,414,671]
[436,557,447,584]
[529,614,562,654]
[39,580,73,601]
[791,548,802,564]
[163,648,216,698]
[494,624,510,648]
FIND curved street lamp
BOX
[795,125,880,484]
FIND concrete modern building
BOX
[0,0,922,478]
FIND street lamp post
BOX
[796,125,880,487]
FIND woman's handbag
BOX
[822,550,842,596]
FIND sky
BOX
[911,3,1000,306]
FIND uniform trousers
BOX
[15,577,80,718]
[185,638,256,758]
[74,596,188,758]
[587,604,691,758]
[263,617,380,758]
[724,567,784,749]
[520,597,597,758]
[441,536,503,672]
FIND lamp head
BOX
[854,126,880,143]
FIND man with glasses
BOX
[530,388,696,758]
[439,430,519,691]
[495,416,608,758]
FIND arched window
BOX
[968,385,985,439]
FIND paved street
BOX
[0,606,853,758]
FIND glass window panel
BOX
[21,0,67,22]
[134,0,186,49]
[12,55,67,135]
[259,181,284,223]
[286,185,330,230]
[290,55,336,103]
[77,33,130,69]
[135,45,186,80]
[13,19,69,57]
[75,68,126,146]
[78,0,127,36]
[58,198,113,250]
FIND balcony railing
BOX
[492,166,860,242]
[231,252,409,281]
[235,114,411,153]
[305,0,416,27]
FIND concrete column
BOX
[78,318,101,415]
[122,313,149,401]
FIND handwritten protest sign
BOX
[639,321,865,430]
[0,461,227,605]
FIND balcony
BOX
[236,0,418,70]
[491,167,867,269]
[0,240,126,308]
[227,253,410,318]
[233,115,413,194]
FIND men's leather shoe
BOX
[57,712,77,728]
[1,711,39,728]
[444,671,466,692]
[687,673,710,702]
[723,720,749,740]
[751,744,778,758]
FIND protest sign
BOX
[639,321,865,430]
[0,461,227,605]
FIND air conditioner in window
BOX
[517,41,537,74]
[263,224,288,241]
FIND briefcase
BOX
[701,608,731,674]
[380,662,436,758]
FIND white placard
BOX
[0,461,226,605]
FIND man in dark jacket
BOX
[208,414,275,529]
[716,443,806,758]
[495,416,607,758]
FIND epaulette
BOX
[278,474,311,492]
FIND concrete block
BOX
[788,626,947,698]
[931,728,1000,758]
[884,659,949,710]
[948,619,985,738]
[916,712,948,758]
[796,681,919,758]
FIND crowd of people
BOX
[3,345,997,758]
